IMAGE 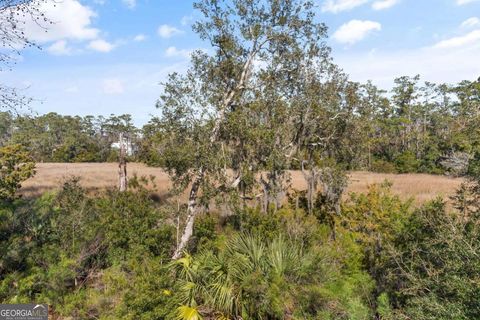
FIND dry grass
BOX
[20,163,465,205]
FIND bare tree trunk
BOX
[260,174,276,213]
[301,160,319,215]
[260,175,269,213]
[172,170,203,259]
[118,132,127,192]
[176,198,180,247]
[319,168,347,241]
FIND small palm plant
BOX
[170,233,303,319]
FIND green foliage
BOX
[0,112,14,146]
[6,113,138,163]
[189,214,218,253]
[3,172,480,319]
[376,293,394,319]
[468,151,480,177]
[0,178,175,318]
[341,182,413,318]
[96,189,175,263]
[170,230,374,320]
[0,144,35,201]
[371,159,397,173]
[3,0,480,319]
[3,74,480,176]
[395,151,420,173]
[1,181,384,319]
[342,182,412,253]
[380,198,480,319]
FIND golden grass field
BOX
[20,163,465,205]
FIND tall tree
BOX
[158,0,330,259]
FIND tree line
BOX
[2,73,480,175]
[0,112,138,162]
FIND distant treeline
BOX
[1,75,480,175]
[0,113,138,163]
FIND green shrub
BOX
[381,199,480,319]
[170,231,374,320]
[0,144,35,201]
[395,151,420,173]
[371,159,397,173]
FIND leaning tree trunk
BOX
[118,132,127,192]
[171,48,258,259]
[172,170,204,259]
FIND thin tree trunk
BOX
[172,170,203,259]
[118,132,127,192]
[301,160,317,215]
[260,175,270,213]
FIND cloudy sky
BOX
[2,0,480,125]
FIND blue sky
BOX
[2,0,480,125]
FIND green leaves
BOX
[176,305,203,320]
[378,197,480,319]
[0,144,35,201]
[169,229,373,319]
[4,113,138,163]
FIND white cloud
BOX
[333,20,382,44]
[336,34,480,89]
[433,29,480,49]
[322,0,369,13]
[372,0,399,10]
[22,0,99,43]
[456,0,480,5]
[158,24,183,38]
[102,78,124,95]
[165,46,191,58]
[461,17,480,28]
[122,0,136,9]
[134,34,147,42]
[47,40,72,55]
[87,39,115,52]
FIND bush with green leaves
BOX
[0,178,176,318]
[0,144,35,201]
[167,206,375,320]
[395,151,420,173]
[379,198,480,319]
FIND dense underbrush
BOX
[1,177,480,319]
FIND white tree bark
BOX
[118,132,127,192]
[172,169,204,259]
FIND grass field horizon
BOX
[21,162,465,205]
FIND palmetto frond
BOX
[176,305,203,320]
[267,236,300,277]
[206,281,236,314]
[226,233,266,271]
[170,253,198,282]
